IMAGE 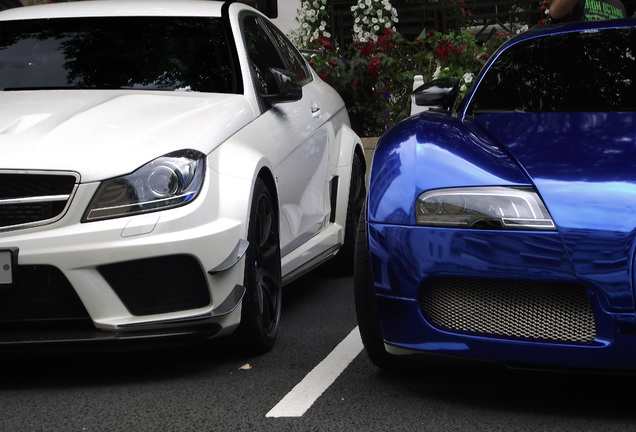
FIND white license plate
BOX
[0,249,15,285]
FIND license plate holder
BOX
[0,248,18,289]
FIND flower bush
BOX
[309,29,423,136]
[289,0,332,48]
[307,24,509,136]
[351,0,399,42]
[295,0,518,136]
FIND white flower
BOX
[351,0,397,42]
[460,84,467,92]
[463,72,474,84]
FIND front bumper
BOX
[0,179,248,349]
[368,223,636,371]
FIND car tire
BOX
[237,178,282,354]
[326,150,366,275]
[354,206,403,371]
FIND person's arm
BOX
[548,0,579,19]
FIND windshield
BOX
[0,16,239,93]
[468,27,636,114]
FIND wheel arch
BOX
[254,166,279,224]
[207,139,279,238]
[331,124,365,229]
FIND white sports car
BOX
[0,0,365,352]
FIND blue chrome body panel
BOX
[366,20,636,370]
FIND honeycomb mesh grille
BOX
[419,277,596,344]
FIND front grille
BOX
[98,255,210,316]
[419,277,597,344]
[0,171,78,230]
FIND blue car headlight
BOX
[416,186,556,230]
[83,150,206,222]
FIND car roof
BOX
[0,0,230,21]
[505,17,636,47]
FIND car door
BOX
[242,15,332,256]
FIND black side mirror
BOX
[412,78,459,111]
[262,67,302,105]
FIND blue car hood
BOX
[475,112,636,311]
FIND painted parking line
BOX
[266,326,363,418]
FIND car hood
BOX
[474,112,636,231]
[0,90,254,182]
[475,112,636,310]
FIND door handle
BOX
[311,103,321,118]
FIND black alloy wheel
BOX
[237,178,282,353]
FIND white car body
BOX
[0,0,364,350]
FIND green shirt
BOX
[584,0,627,20]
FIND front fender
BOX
[207,139,276,238]
[368,112,530,225]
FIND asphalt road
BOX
[3,269,636,431]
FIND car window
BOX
[0,17,239,93]
[263,20,313,85]
[468,27,636,114]
[242,15,287,96]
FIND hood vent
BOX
[1,114,51,135]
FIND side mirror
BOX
[412,78,459,111]
[262,68,302,105]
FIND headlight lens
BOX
[83,150,206,222]
[416,186,556,230]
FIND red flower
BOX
[316,36,334,51]
[435,46,450,60]
[359,43,373,57]
[366,58,382,77]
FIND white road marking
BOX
[266,326,364,418]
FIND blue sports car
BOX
[355,19,636,371]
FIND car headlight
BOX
[416,186,556,230]
[83,150,206,222]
